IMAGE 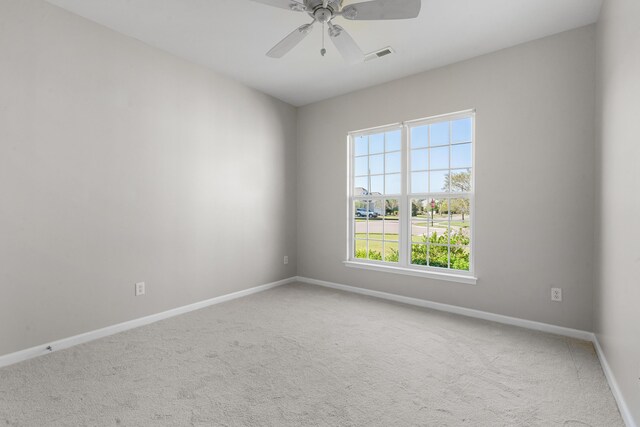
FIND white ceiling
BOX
[44,0,602,106]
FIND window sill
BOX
[343,261,477,285]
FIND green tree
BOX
[385,199,399,216]
[443,170,471,192]
[443,170,471,220]
[412,199,423,217]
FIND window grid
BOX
[349,111,474,276]
[352,130,402,263]
[353,133,402,197]
[409,196,471,271]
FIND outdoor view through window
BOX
[349,111,474,275]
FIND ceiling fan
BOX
[251,0,421,64]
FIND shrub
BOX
[410,230,470,270]
[355,248,382,260]
[357,229,470,271]
[356,248,399,263]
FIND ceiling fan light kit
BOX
[253,0,421,64]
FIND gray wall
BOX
[297,26,597,331]
[0,0,297,357]
[595,0,640,422]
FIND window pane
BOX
[452,118,472,143]
[430,122,450,146]
[367,243,383,261]
[450,246,470,271]
[353,200,369,259]
[385,174,401,195]
[384,199,399,241]
[355,240,367,259]
[411,198,429,244]
[354,215,368,236]
[370,133,384,154]
[426,197,449,243]
[411,149,428,171]
[354,177,368,195]
[367,200,384,260]
[411,126,428,149]
[369,154,384,175]
[429,221,450,245]
[411,198,430,218]
[449,169,472,193]
[430,146,449,170]
[370,175,384,194]
[354,200,371,232]
[428,245,449,268]
[385,152,401,174]
[411,244,427,265]
[355,136,368,156]
[371,199,385,219]
[385,199,400,218]
[412,220,428,243]
[385,242,399,263]
[384,223,399,242]
[430,170,448,192]
[385,130,401,152]
[414,198,445,242]
[354,156,368,176]
[451,143,472,169]
[411,172,428,194]
[448,198,471,246]
[429,198,443,220]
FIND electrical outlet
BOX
[135,282,145,296]
[284,256,289,265]
[551,288,562,302]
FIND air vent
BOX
[365,47,395,62]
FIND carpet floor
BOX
[0,283,623,426]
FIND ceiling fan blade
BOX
[267,23,314,58]
[342,0,421,20]
[328,24,364,65]
[251,0,307,12]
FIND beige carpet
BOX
[0,283,623,426]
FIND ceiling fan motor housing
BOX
[305,0,342,22]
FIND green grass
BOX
[413,221,469,228]
[354,237,398,254]
[451,221,470,227]
[357,232,441,244]
[355,233,399,241]
[354,216,398,222]
[413,222,447,228]
[412,234,426,243]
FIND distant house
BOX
[354,188,385,215]
[354,187,369,196]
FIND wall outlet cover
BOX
[551,287,562,302]
[135,282,146,296]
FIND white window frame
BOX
[344,110,477,285]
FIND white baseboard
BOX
[295,276,593,341]
[593,335,638,427]
[2,275,634,427]
[0,276,297,369]
[295,276,637,426]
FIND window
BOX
[347,111,475,284]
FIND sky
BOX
[354,118,472,195]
